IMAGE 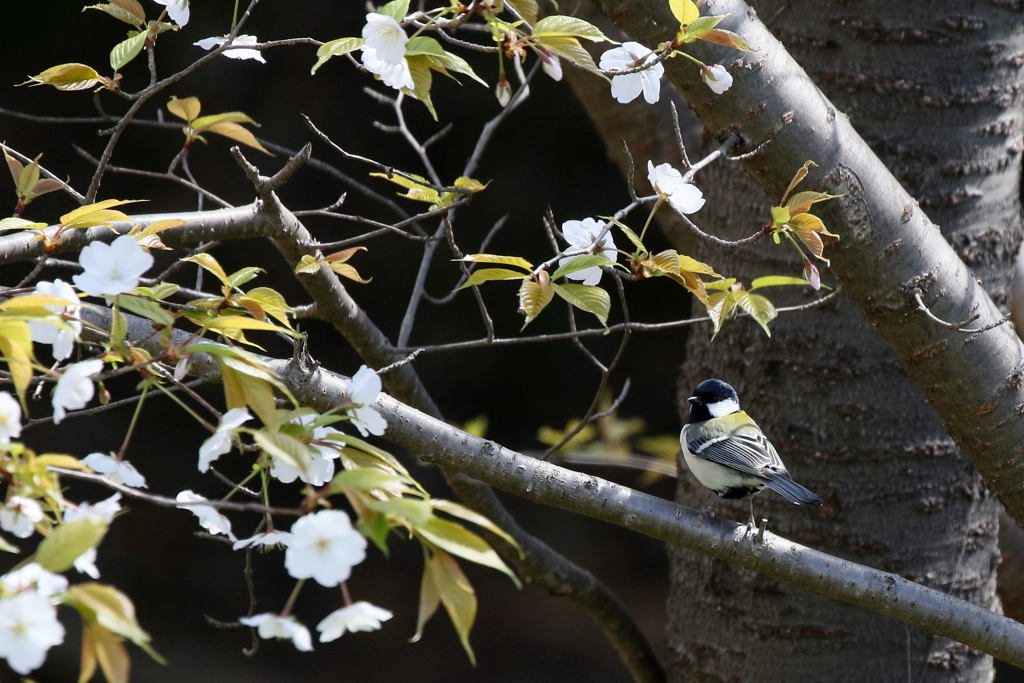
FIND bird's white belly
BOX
[681,445,763,495]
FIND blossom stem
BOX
[639,195,665,244]
[340,581,353,607]
[115,385,148,460]
[406,7,446,41]
[231,0,240,31]
[280,579,306,617]
[675,50,707,70]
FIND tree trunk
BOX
[664,1,1022,680]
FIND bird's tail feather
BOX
[763,473,821,506]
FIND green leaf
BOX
[114,294,174,327]
[686,14,725,35]
[366,498,434,526]
[518,279,554,328]
[423,50,487,86]
[311,37,364,75]
[238,287,293,327]
[63,582,162,658]
[459,254,533,270]
[454,267,527,291]
[405,36,446,57]
[0,535,18,553]
[601,216,646,253]
[181,253,230,286]
[428,499,521,556]
[550,254,612,280]
[705,278,736,291]
[669,0,700,25]
[750,276,811,290]
[552,283,610,327]
[23,63,105,91]
[507,0,539,24]
[733,291,776,337]
[295,254,321,274]
[378,0,409,21]
[324,433,411,477]
[227,266,264,288]
[110,32,147,71]
[533,15,609,41]
[167,95,201,123]
[0,217,46,232]
[331,467,409,493]
[404,55,437,120]
[110,305,127,350]
[417,517,521,587]
[36,518,107,573]
[535,35,600,74]
[707,290,734,339]
[254,430,312,474]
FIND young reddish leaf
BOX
[191,112,259,130]
[324,246,366,264]
[167,96,201,123]
[3,147,22,186]
[327,261,371,283]
[32,178,65,196]
[84,0,146,26]
[785,190,837,215]
[697,29,755,51]
[780,160,817,204]
[88,623,130,683]
[426,547,478,666]
[518,279,554,328]
[668,271,709,306]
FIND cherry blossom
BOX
[647,161,706,215]
[361,49,414,91]
[539,50,563,81]
[198,408,252,473]
[73,235,153,298]
[0,392,21,443]
[27,279,81,360]
[316,602,393,642]
[599,42,664,105]
[193,35,267,63]
[232,530,292,551]
[176,491,236,541]
[701,64,733,95]
[82,453,147,489]
[557,218,617,287]
[0,497,42,539]
[284,510,367,587]
[52,358,104,424]
[347,366,386,437]
[0,591,64,673]
[1,564,68,599]
[152,0,189,26]
[361,13,407,64]
[238,613,312,651]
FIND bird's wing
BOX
[685,415,786,477]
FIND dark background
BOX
[1,2,688,681]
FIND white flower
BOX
[238,613,312,651]
[284,510,367,587]
[52,358,104,425]
[82,453,147,489]
[0,591,65,674]
[539,50,562,81]
[65,494,121,578]
[0,497,43,539]
[176,491,236,541]
[153,0,189,26]
[269,454,335,487]
[198,408,252,473]
[232,530,293,551]
[362,13,407,64]
[1,564,68,599]
[557,218,617,287]
[361,48,414,90]
[0,392,21,444]
[27,279,81,360]
[73,235,154,298]
[347,366,386,437]
[701,64,733,94]
[599,42,664,104]
[193,34,267,63]
[316,602,393,642]
[647,161,706,215]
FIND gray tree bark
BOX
[665,1,1021,679]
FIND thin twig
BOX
[912,290,1010,334]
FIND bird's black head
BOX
[686,379,741,423]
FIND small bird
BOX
[680,378,821,527]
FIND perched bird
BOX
[680,378,821,526]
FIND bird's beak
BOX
[687,396,699,405]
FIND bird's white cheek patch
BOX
[707,398,740,418]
